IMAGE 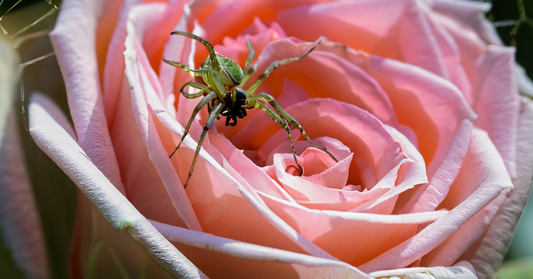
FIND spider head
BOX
[221,87,248,127]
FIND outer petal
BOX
[0,36,49,279]
[468,97,533,277]
[0,115,49,279]
[28,93,205,278]
[50,0,125,192]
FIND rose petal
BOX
[277,0,410,60]
[370,260,477,279]
[28,93,205,278]
[0,111,49,279]
[261,192,447,267]
[152,220,370,278]
[469,97,533,277]
[122,6,202,230]
[50,0,125,193]
[359,128,513,272]
[472,45,519,179]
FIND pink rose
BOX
[25,0,533,278]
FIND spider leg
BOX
[253,101,304,176]
[246,37,323,97]
[169,92,216,158]
[171,31,221,71]
[250,93,338,163]
[163,58,217,76]
[183,102,224,188]
[239,39,256,87]
[180,81,212,99]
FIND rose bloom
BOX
[22,0,533,278]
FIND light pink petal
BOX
[261,192,446,267]
[124,6,202,230]
[429,8,486,106]
[160,131,337,260]
[468,97,533,277]
[28,93,205,278]
[415,2,472,97]
[216,18,288,65]
[359,128,513,272]
[0,111,49,279]
[276,0,410,60]
[398,119,473,213]
[207,132,293,200]
[101,0,138,127]
[432,0,500,45]
[193,0,341,44]
[103,1,186,127]
[251,39,399,125]
[152,220,370,279]
[347,54,475,213]
[370,261,476,278]
[284,99,405,188]
[50,0,125,193]
[473,45,519,179]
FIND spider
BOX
[164,31,337,188]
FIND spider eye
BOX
[235,87,247,101]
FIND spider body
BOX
[164,31,337,188]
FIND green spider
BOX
[164,31,337,188]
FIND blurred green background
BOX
[0,0,532,278]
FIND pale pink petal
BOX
[473,45,519,179]
[253,39,399,125]
[260,99,426,213]
[194,0,341,44]
[468,97,533,277]
[0,111,49,279]
[101,0,138,127]
[370,261,477,278]
[50,0,125,193]
[207,132,293,200]
[430,8,486,106]
[28,93,205,278]
[416,2,473,97]
[350,55,476,212]
[432,0,500,45]
[284,99,405,188]
[359,128,513,272]
[103,1,185,126]
[276,0,410,60]
[124,7,202,230]
[152,220,370,279]
[216,18,288,65]
[261,192,446,267]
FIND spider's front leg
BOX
[238,40,257,88]
[182,102,224,188]
[180,81,211,99]
[246,37,323,96]
[163,58,217,76]
[169,92,216,158]
[249,93,338,168]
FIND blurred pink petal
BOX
[0,111,49,279]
